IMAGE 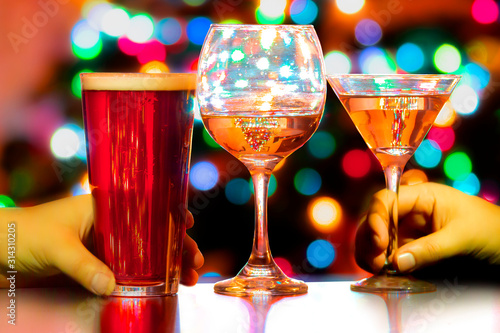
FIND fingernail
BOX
[91,272,113,296]
[397,253,416,272]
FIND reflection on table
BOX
[0,280,499,332]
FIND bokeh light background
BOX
[1,0,500,279]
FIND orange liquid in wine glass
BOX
[203,113,322,163]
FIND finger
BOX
[180,268,199,286]
[186,210,194,229]
[355,214,388,273]
[47,234,115,296]
[183,234,204,269]
[394,227,465,273]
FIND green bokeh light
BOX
[72,38,102,60]
[0,195,16,208]
[434,44,461,73]
[202,128,220,148]
[443,151,472,181]
[249,174,277,197]
[221,19,243,24]
[307,131,336,159]
[255,8,285,24]
[71,69,94,98]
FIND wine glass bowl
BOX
[197,24,326,296]
[327,74,460,293]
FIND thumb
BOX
[47,235,115,295]
[394,228,463,273]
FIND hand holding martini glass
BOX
[328,74,460,293]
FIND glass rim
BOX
[80,72,196,79]
[80,72,196,91]
[326,74,462,80]
[209,23,315,29]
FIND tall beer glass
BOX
[80,73,195,296]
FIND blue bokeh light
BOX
[290,0,319,24]
[307,131,336,159]
[294,168,322,195]
[414,139,442,168]
[465,63,490,90]
[156,18,182,45]
[186,17,212,45]
[225,178,252,205]
[453,172,480,196]
[306,240,335,269]
[359,47,396,74]
[355,19,382,46]
[190,161,219,190]
[396,43,425,72]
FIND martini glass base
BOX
[214,263,308,296]
[351,274,436,293]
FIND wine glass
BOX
[197,24,326,296]
[327,74,460,293]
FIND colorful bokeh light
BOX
[396,43,425,72]
[427,126,455,151]
[434,44,461,73]
[336,0,364,14]
[255,7,285,24]
[450,84,479,115]
[307,131,336,159]
[342,149,371,178]
[324,51,351,75]
[481,180,500,203]
[225,178,252,205]
[72,20,100,49]
[309,197,342,233]
[51,126,81,159]
[290,0,319,25]
[156,18,183,45]
[0,195,16,208]
[453,172,480,196]
[359,47,396,74]
[444,152,472,181]
[186,17,212,45]
[101,8,130,37]
[190,161,219,191]
[274,257,294,276]
[126,14,154,43]
[294,168,322,195]
[72,38,102,60]
[136,40,166,64]
[71,69,94,98]
[307,240,335,269]
[355,19,382,46]
[471,0,499,24]
[414,139,442,168]
[140,61,169,73]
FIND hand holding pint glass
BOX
[81,73,197,296]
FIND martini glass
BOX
[327,74,460,293]
[197,24,326,296]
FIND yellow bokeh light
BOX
[308,197,342,233]
[140,61,169,73]
[434,100,456,127]
[401,169,428,186]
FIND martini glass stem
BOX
[248,169,273,265]
[383,164,403,275]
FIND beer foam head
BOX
[80,73,196,91]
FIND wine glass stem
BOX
[248,170,273,265]
[383,164,402,275]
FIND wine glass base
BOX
[351,274,436,293]
[214,263,307,296]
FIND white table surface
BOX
[1,279,499,332]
